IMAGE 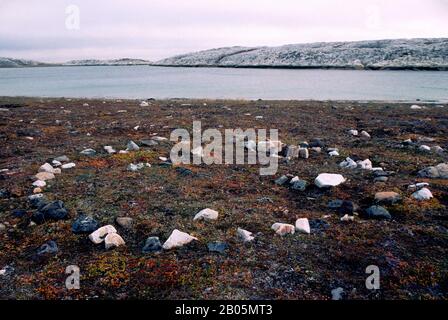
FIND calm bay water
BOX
[0,66,447,101]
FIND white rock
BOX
[299,148,309,159]
[140,101,149,107]
[89,225,117,244]
[419,145,431,152]
[162,229,198,250]
[104,233,126,250]
[329,150,340,157]
[104,146,116,154]
[193,208,219,221]
[35,172,55,181]
[53,168,61,174]
[119,150,129,154]
[289,176,300,184]
[357,159,373,170]
[28,193,44,201]
[271,223,295,236]
[32,180,46,188]
[83,103,89,107]
[134,126,140,131]
[152,136,168,142]
[38,163,55,173]
[237,228,254,242]
[339,157,357,169]
[61,162,76,169]
[360,131,371,139]
[159,156,168,162]
[408,182,429,190]
[52,160,62,167]
[410,105,422,109]
[295,218,310,234]
[348,129,358,136]
[412,188,433,201]
[341,214,355,222]
[315,173,346,188]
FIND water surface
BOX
[0,66,447,101]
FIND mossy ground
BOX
[0,97,447,300]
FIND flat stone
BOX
[237,228,254,242]
[54,155,70,162]
[207,241,228,254]
[291,180,308,191]
[329,150,340,157]
[140,139,159,147]
[374,192,402,204]
[271,223,295,236]
[32,180,46,188]
[35,172,55,181]
[193,208,219,221]
[275,175,289,186]
[116,217,134,229]
[366,206,391,220]
[295,218,310,234]
[126,140,140,151]
[80,148,96,156]
[38,163,55,173]
[61,162,76,169]
[162,229,198,250]
[105,233,125,250]
[418,163,448,179]
[89,225,117,244]
[361,131,371,138]
[412,188,433,201]
[331,287,344,300]
[104,146,116,154]
[72,215,99,234]
[315,173,346,188]
[374,176,389,183]
[142,237,163,253]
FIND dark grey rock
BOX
[328,200,344,209]
[366,206,391,220]
[72,215,99,234]
[12,209,27,218]
[374,176,389,183]
[37,240,58,256]
[418,163,448,179]
[176,167,193,176]
[207,242,228,254]
[54,155,70,163]
[142,237,163,253]
[291,180,308,191]
[309,139,325,148]
[37,200,69,221]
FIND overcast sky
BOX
[0,0,447,62]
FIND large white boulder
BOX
[295,218,310,234]
[89,225,117,244]
[104,233,126,249]
[412,188,433,201]
[237,228,254,242]
[315,173,346,188]
[271,223,295,236]
[193,208,219,221]
[162,229,198,250]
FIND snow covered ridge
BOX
[63,58,152,66]
[0,57,152,68]
[0,57,51,68]
[155,38,448,70]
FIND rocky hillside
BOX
[156,38,448,70]
[0,58,50,68]
[63,58,152,66]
